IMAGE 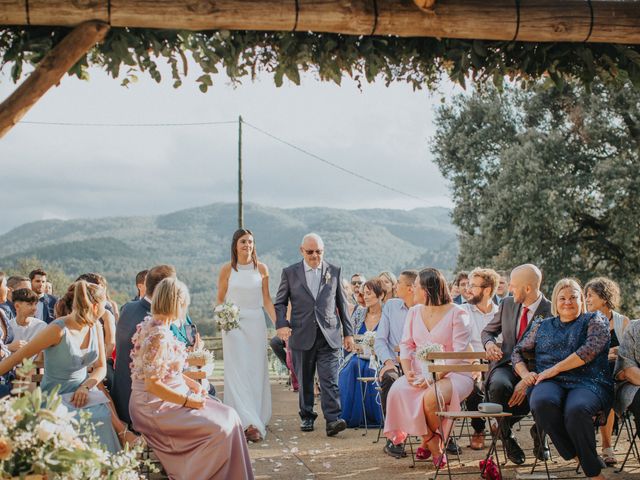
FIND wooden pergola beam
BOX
[0,0,639,44]
[0,21,110,139]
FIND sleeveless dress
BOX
[384,305,474,445]
[41,318,121,453]
[129,317,253,480]
[222,263,272,437]
[338,308,383,428]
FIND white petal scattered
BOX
[323,462,331,469]
[290,447,299,453]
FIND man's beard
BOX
[467,293,483,305]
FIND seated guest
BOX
[375,269,417,458]
[614,320,640,441]
[338,279,385,428]
[452,271,469,305]
[3,275,31,319]
[481,263,552,464]
[460,267,500,450]
[379,271,397,303]
[513,278,612,480]
[134,269,148,301]
[585,277,630,466]
[112,264,176,424]
[384,268,473,468]
[29,269,57,324]
[130,277,253,480]
[0,272,10,320]
[9,288,46,343]
[0,281,122,453]
[0,309,15,398]
[493,270,510,305]
[350,273,366,307]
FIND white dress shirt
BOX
[303,261,322,298]
[460,302,500,352]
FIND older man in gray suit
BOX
[275,233,354,436]
[482,263,552,465]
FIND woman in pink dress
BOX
[129,277,253,480]
[384,267,473,468]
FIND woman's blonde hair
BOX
[72,280,106,326]
[151,277,190,320]
[551,278,586,317]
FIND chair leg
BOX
[373,388,384,444]
[616,431,639,473]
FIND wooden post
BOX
[238,115,244,230]
[0,21,110,139]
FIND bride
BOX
[217,228,276,442]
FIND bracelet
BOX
[182,391,191,407]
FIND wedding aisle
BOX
[216,378,640,480]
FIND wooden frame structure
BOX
[1,0,640,139]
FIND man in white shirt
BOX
[460,268,500,450]
[9,288,46,343]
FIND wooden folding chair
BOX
[427,351,512,480]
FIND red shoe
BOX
[416,446,431,460]
[433,454,447,468]
[479,458,501,480]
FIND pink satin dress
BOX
[383,304,474,445]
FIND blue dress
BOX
[42,319,121,453]
[338,310,383,428]
[0,310,15,398]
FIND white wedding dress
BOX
[222,263,272,437]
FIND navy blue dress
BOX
[0,310,15,398]
[338,311,383,428]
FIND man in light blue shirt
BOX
[375,269,418,458]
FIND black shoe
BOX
[530,425,550,462]
[503,435,526,465]
[383,439,406,458]
[326,419,347,437]
[301,418,315,432]
[446,437,462,455]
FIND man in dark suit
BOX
[112,264,176,424]
[29,269,57,324]
[275,233,354,436]
[481,263,552,465]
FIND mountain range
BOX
[0,203,458,333]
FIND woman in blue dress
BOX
[512,278,612,480]
[0,280,121,453]
[338,278,385,428]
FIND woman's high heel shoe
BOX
[416,446,431,460]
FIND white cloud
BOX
[0,62,459,233]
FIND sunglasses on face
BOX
[304,249,324,255]
[351,281,363,286]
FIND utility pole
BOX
[238,115,244,229]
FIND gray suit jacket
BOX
[111,297,151,425]
[481,294,552,374]
[275,260,352,350]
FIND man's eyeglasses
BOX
[304,249,324,255]
[467,283,488,290]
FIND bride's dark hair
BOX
[231,228,258,271]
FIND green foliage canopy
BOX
[2,27,640,91]
[432,79,640,312]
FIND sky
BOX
[0,61,461,234]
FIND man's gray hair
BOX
[301,233,324,247]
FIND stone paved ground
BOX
[235,378,640,480]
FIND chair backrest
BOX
[425,351,488,374]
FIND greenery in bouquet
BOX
[415,343,444,363]
[0,378,147,479]
[213,302,240,332]
[359,331,377,350]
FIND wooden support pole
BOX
[0,1,640,45]
[0,20,110,139]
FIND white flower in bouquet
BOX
[414,343,444,385]
[360,331,377,349]
[187,348,215,365]
[214,301,241,332]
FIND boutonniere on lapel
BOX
[324,270,332,285]
[534,315,545,322]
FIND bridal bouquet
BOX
[214,301,240,332]
[415,343,444,385]
[187,348,215,366]
[358,331,378,370]
[0,382,145,479]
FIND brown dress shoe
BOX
[470,431,486,450]
[244,425,262,443]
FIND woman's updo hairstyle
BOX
[151,277,190,320]
[72,280,106,326]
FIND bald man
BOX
[481,264,552,465]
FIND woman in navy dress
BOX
[512,278,612,480]
[338,279,384,428]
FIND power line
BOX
[19,120,237,127]
[242,120,431,204]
